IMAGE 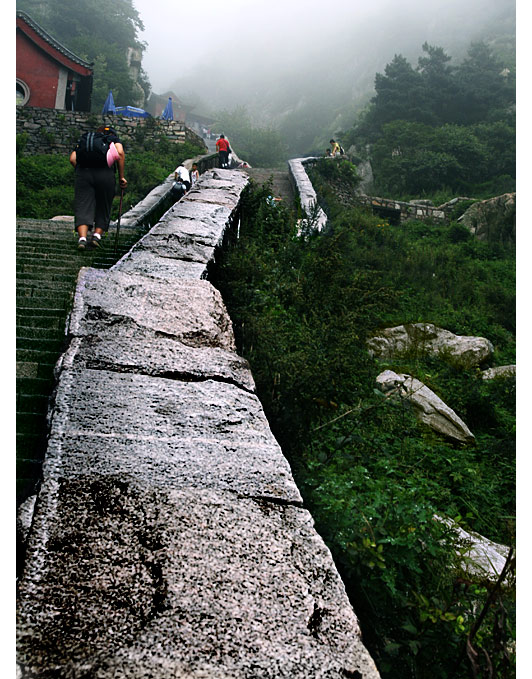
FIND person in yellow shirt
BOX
[329,139,341,157]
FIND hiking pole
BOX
[113,187,124,254]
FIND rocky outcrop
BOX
[376,370,475,443]
[367,322,494,369]
[17,169,380,679]
[458,192,516,243]
[437,516,512,584]
[481,364,516,380]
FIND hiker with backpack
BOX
[70,125,127,250]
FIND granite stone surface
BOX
[17,167,381,678]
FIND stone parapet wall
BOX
[292,156,449,227]
[16,106,205,156]
[357,194,447,224]
[16,169,380,678]
[288,157,328,231]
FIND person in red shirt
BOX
[216,134,230,168]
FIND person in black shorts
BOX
[69,125,127,250]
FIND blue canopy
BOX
[114,106,151,118]
[161,97,173,121]
[102,90,116,115]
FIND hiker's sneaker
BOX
[90,236,102,249]
[77,238,87,250]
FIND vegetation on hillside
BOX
[212,107,287,168]
[341,41,515,199]
[16,137,205,220]
[212,178,515,679]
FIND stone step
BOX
[15,314,66,330]
[17,376,55,396]
[16,410,49,436]
[17,348,60,365]
[16,336,65,352]
[16,361,55,380]
[16,325,65,341]
[17,307,66,318]
[17,394,51,418]
[16,294,72,308]
[17,271,80,284]
[17,276,76,291]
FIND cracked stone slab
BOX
[50,369,278,448]
[69,268,236,351]
[185,187,244,209]
[18,483,380,679]
[126,230,216,264]
[201,167,250,189]
[42,432,299,502]
[59,328,256,393]
[161,200,233,229]
[113,250,210,280]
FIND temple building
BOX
[16,11,93,111]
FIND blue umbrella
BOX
[161,97,173,121]
[102,90,116,115]
[114,106,151,118]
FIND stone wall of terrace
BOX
[16,105,206,156]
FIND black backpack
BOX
[75,131,112,168]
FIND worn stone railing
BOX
[114,152,221,232]
[16,168,380,678]
[115,150,245,232]
[288,156,328,231]
[16,105,205,156]
[289,156,449,227]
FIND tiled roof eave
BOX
[17,11,93,72]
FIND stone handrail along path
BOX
[17,168,380,678]
[288,156,450,228]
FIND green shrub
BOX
[16,141,205,220]
[213,181,515,679]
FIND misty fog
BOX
[133,0,515,146]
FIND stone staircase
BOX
[16,218,147,505]
[243,167,295,207]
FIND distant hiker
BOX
[171,164,191,201]
[190,163,199,186]
[325,148,332,157]
[216,134,230,168]
[70,125,127,250]
[174,164,191,192]
[329,139,341,157]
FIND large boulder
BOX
[436,516,512,584]
[376,370,475,443]
[481,365,516,380]
[458,192,516,244]
[367,322,494,369]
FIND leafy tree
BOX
[369,55,429,127]
[454,41,515,124]
[416,42,457,124]
[213,107,287,167]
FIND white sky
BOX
[134,0,504,93]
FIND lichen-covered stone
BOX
[367,322,493,369]
[18,484,379,678]
[377,369,475,443]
